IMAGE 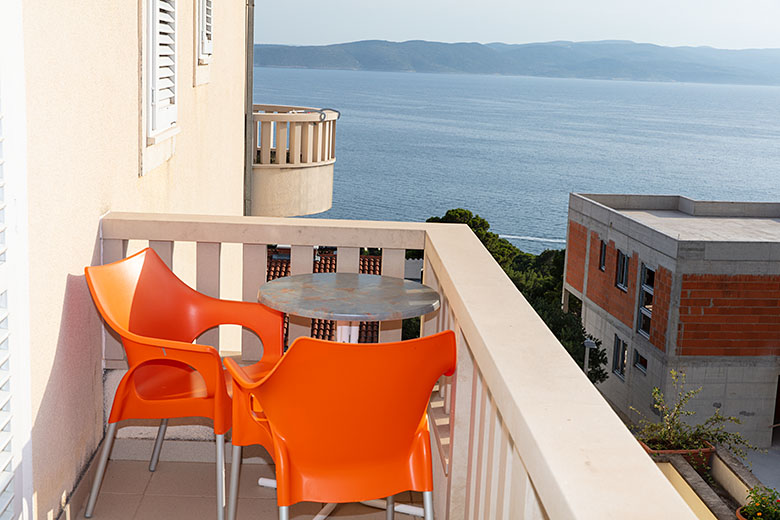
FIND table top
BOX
[257,272,440,321]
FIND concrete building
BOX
[563,194,780,448]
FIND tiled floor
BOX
[79,460,422,520]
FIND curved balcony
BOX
[249,104,340,217]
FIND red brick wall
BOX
[677,274,780,356]
[585,233,637,329]
[565,220,587,293]
[649,267,672,352]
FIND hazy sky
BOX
[254,0,780,49]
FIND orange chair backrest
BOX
[86,248,213,343]
[254,330,456,505]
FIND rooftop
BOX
[571,194,780,261]
[620,210,780,242]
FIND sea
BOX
[254,67,780,254]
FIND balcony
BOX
[248,105,339,217]
[79,212,697,519]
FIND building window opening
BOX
[637,264,655,338]
[633,350,648,374]
[612,335,627,380]
[615,250,629,291]
[599,240,606,271]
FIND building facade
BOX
[2,0,249,516]
[564,194,780,448]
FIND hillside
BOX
[254,40,780,85]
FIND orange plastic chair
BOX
[83,248,284,520]
[224,329,456,520]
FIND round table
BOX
[258,272,441,343]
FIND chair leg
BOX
[84,422,118,518]
[423,491,433,520]
[386,495,395,520]
[216,434,226,520]
[227,445,242,520]
[149,418,168,472]
[279,505,289,520]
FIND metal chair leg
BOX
[386,495,395,520]
[149,418,168,471]
[279,505,289,520]
[216,434,226,520]
[84,422,118,518]
[423,491,433,520]
[227,445,242,520]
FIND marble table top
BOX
[257,272,440,321]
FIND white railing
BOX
[98,212,697,520]
[252,104,338,168]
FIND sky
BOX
[254,0,780,50]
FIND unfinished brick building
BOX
[563,194,780,447]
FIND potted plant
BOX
[737,486,780,520]
[632,370,757,470]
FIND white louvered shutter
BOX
[198,0,213,61]
[149,0,177,133]
[0,87,14,520]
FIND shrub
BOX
[632,370,757,460]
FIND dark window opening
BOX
[612,335,627,379]
[637,264,655,338]
[633,350,648,374]
[615,250,629,291]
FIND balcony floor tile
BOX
[78,460,419,519]
[99,461,153,495]
[146,461,219,497]
[81,492,143,520]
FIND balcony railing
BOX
[248,104,339,217]
[97,212,698,519]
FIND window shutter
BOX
[149,0,177,133]
[0,92,14,520]
[199,0,213,59]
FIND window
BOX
[197,0,213,64]
[599,240,606,271]
[633,350,648,374]
[615,249,629,291]
[147,0,177,135]
[637,264,655,338]
[612,335,627,379]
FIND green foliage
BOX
[741,486,780,520]
[427,208,607,383]
[632,370,758,459]
[402,317,421,340]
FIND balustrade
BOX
[98,212,697,519]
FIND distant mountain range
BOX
[254,40,780,86]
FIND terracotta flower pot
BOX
[735,506,748,520]
[638,440,716,468]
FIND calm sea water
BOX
[254,67,780,254]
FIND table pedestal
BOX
[335,321,359,343]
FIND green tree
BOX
[428,208,607,383]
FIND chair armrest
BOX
[191,298,284,360]
[123,331,226,397]
[224,357,267,390]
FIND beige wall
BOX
[21,0,246,516]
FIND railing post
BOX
[379,248,405,342]
[289,122,301,165]
[241,244,267,361]
[312,122,322,162]
[196,242,221,349]
[275,122,287,165]
[287,245,313,344]
[301,123,312,163]
[260,121,271,164]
